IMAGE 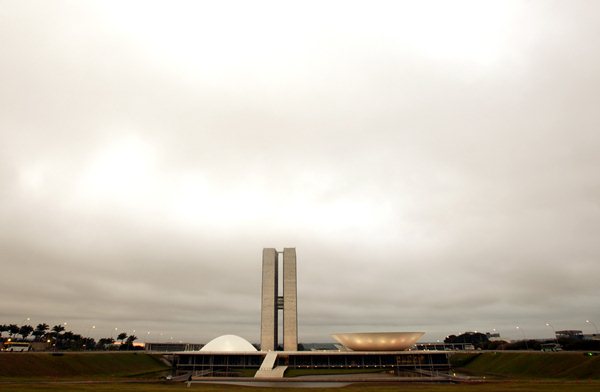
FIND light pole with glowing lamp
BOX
[586,320,599,335]
[516,326,529,350]
[546,323,558,343]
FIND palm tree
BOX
[51,324,65,349]
[124,335,138,350]
[117,332,127,344]
[51,324,65,335]
[81,337,96,350]
[33,323,49,341]
[19,325,34,340]
[98,337,115,350]
[62,331,75,340]
[126,335,138,344]
[0,324,8,338]
[8,324,19,338]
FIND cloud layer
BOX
[1,0,599,343]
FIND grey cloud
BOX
[2,1,600,343]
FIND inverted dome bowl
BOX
[332,332,424,351]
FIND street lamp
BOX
[586,320,599,335]
[516,326,529,350]
[546,323,557,342]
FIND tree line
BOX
[445,331,600,351]
[0,322,140,351]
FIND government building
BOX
[172,248,450,379]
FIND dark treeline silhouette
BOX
[0,322,140,351]
[445,331,600,351]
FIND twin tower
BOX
[260,248,297,351]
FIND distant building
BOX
[486,332,502,341]
[555,330,583,340]
[583,334,600,341]
[414,342,475,351]
[145,342,203,352]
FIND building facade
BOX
[260,248,298,351]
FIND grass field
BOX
[1,381,600,392]
[450,352,600,380]
[0,352,170,380]
[2,351,600,391]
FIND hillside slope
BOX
[0,353,170,380]
[451,352,600,380]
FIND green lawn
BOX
[450,352,600,380]
[1,380,600,392]
[2,351,600,391]
[0,353,170,380]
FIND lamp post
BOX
[546,323,557,343]
[586,320,599,335]
[516,326,529,350]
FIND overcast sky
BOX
[1,0,599,344]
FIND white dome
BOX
[200,335,257,352]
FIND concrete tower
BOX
[282,248,298,351]
[260,247,298,351]
[260,248,278,351]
